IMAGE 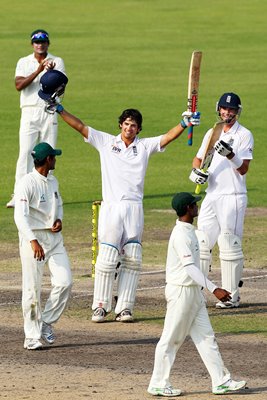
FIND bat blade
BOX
[195,121,224,194]
[187,51,202,146]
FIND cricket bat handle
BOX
[188,125,193,146]
[194,167,206,194]
[195,183,201,194]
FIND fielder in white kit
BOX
[14,142,72,350]
[7,29,66,208]
[39,87,200,322]
[189,93,254,308]
[148,192,247,397]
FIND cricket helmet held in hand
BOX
[38,70,68,101]
[216,92,242,116]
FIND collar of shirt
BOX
[33,168,49,182]
[222,120,240,137]
[30,52,51,62]
[175,220,195,231]
[116,134,139,148]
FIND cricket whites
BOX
[187,51,202,146]
[195,121,225,194]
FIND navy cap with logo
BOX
[38,70,68,101]
[172,192,201,217]
[31,29,50,43]
[31,142,62,161]
[217,92,241,110]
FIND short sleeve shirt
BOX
[196,121,254,194]
[85,127,165,202]
[15,53,65,108]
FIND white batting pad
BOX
[115,242,142,314]
[92,244,119,312]
[195,230,212,277]
[218,232,244,303]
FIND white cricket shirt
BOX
[166,220,200,286]
[14,169,63,242]
[197,121,254,194]
[86,127,164,203]
[15,53,65,108]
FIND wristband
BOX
[180,119,187,129]
[229,154,243,169]
[56,104,64,114]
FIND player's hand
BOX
[189,168,209,184]
[30,239,45,261]
[214,140,233,157]
[43,58,55,70]
[213,288,232,302]
[45,101,64,115]
[181,111,201,128]
[51,219,62,232]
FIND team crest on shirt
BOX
[228,138,234,146]
[111,145,121,154]
[133,146,138,156]
[40,194,46,203]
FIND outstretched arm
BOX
[58,108,89,139]
[160,123,186,148]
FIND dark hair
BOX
[33,158,48,167]
[118,109,143,131]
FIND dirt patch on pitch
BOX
[0,268,266,400]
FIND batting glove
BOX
[189,168,209,184]
[214,139,233,157]
[45,101,64,115]
[181,111,201,128]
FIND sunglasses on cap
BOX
[31,32,49,42]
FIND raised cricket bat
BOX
[187,51,202,146]
[195,121,225,194]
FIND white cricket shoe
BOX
[216,300,240,309]
[41,322,55,344]
[24,338,43,350]
[92,307,107,322]
[212,379,247,394]
[147,386,182,396]
[115,309,133,322]
[6,194,15,208]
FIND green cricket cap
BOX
[172,192,201,216]
[31,142,62,161]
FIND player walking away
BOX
[14,142,72,350]
[36,72,201,323]
[189,93,254,309]
[6,29,66,208]
[148,192,247,397]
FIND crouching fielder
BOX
[14,142,72,350]
[190,92,254,308]
[148,192,247,397]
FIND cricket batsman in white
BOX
[189,92,254,308]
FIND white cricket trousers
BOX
[197,193,247,247]
[19,230,72,340]
[98,201,144,249]
[14,107,58,193]
[149,284,230,390]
